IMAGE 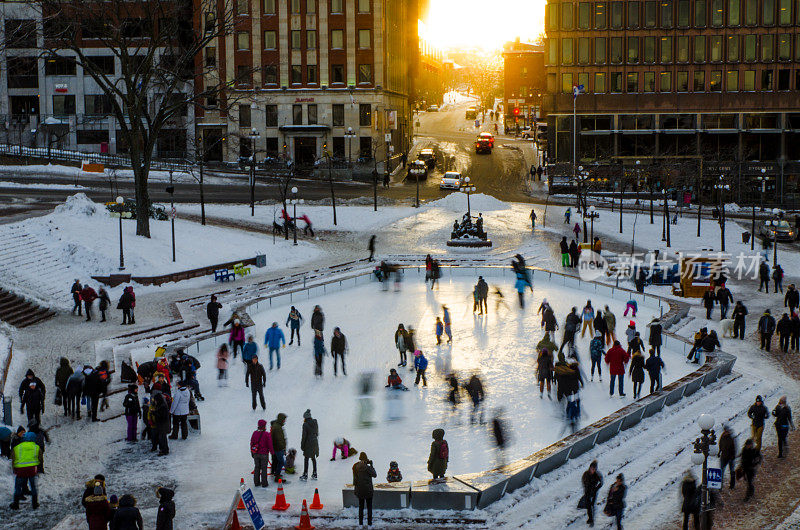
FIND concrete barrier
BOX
[409,478,480,510]
[342,482,411,509]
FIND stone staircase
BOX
[0,287,56,328]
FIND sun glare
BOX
[422,0,545,51]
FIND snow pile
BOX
[54,193,97,216]
[426,193,509,213]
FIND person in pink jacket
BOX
[229,319,245,359]
[250,419,273,487]
[331,437,356,461]
[216,344,229,386]
[605,340,631,397]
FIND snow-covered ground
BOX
[0,180,88,190]
[174,272,691,521]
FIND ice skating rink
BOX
[182,270,694,512]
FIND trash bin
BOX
[742,232,751,243]
[255,254,266,268]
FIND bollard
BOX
[2,394,12,426]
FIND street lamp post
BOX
[248,129,260,217]
[758,169,768,212]
[772,208,781,266]
[290,186,303,246]
[345,127,356,179]
[692,414,717,530]
[664,188,671,247]
[587,205,599,248]
[166,172,176,263]
[116,196,125,270]
[713,177,730,252]
[462,176,476,218]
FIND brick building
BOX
[502,40,545,129]
[542,0,800,204]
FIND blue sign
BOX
[707,467,722,490]
[240,487,266,530]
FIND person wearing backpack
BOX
[427,428,448,480]
[122,385,141,442]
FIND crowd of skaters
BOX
[70,279,136,324]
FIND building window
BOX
[660,71,672,91]
[236,0,248,15]
[677,71,689,91]
[291,30,301,49]
[291,105,303,125]
[206,95,218,109]
[642,0,655,25]
[307,64,317,84]
[626,72,639,92]
[332,104,344,126]
[331,0,343,13]
[678,0,691,24]
[612,1,624,27]
[77,130,109,144]
[644,36,656,62]
[694,70,705,90]
[661,0,674,26]
[743,69,756,89]
[359,104,372,126]
[627,37,639,62]
[644,71,656,91]
[264,0,276,14]
[726,70,739,90]
[744,34,757,60]
[204,11,216,32]
[762,70,774,89]
[53,95,76,115]
[709,70,722,90]
[778,69,791,89]
[547,40,558,64]
[85,94,113,115]
[331,29,344,49]
[661,36,673,62]
[547,3,559,30]
[264,64,278,84]
[695,0,707,25]
[307,30,317,49]
[358,29,371,48]
[578,73,590,90]
[239,104,251,127]
[594,72,607,92]
[711,0,724,25]
[237,31,250,50]
[359,137,372,159]
[610,37,623,63]
[291,65,302,84]
[763,0,776,24]
[205,47,216,67]
[596,2,608,27]
[745,0,757,23]
[710,35,723,61]
[562,2,574,29]
[291,0,301,14]
[331,64,344,83]
[45,56,76,76]
[778,34,791,60]
[579,2,591,28]
[264,31,277,49]
[266,137,278,156]
[358,0,370,12]
[761,34,774,61]
[85,56,114,75]
[265,105,278,127]
[562,38,574,64]
[729,0,741,24]
[237,65,251,85]
[562,73,573,93]
[308,104,318,125]
[610,72,623,92]
[694,35,706,62]
[778,0,792,23]
[677,36,689,61]
[332,136,345,157]
[307,0,317,13]
[796,35,800,60]
[727,36,739,60]
[358,63,372,83]
[595,37,607,63]
[521,66,529,78]
[629,1,641,26]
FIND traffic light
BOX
[513,107,520,116]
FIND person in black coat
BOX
[352,452,377,526]
[152,393,170,456]
[758,310,776,351]
[206,295,222,332]
[311,305,325,333]
[790,312,800,351]
[245,356,267,410]
[155,487,175,530]
[112,494,143,530]
[331,327,347,376]
[680,472,700,530]
[19,369,46,405]
[21,381,44,425]
[581,460,603,526]
[83,368,102,422]
[785,284,800,312]
[568,239,580,268]
[732,301,748,340]
[758,261,770,292]
[741,438,761,501]
[701,288,716,320]
[645,349,665,393]
[777,313,792,352]
[648,319,663,356]
[71,279,83,315]
[604,474,627,529]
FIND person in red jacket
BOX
[605,340,630,397]
[250,419,273,487]
[80,285,99,322]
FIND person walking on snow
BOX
[286,306,303,345]
[122,384,141,443]
[605,341,630,397]
[206,295,222,332]
[569,239,580,268]
[229,319,245,358]
[604,306,617,345]
[645,348,665,393]
[748,395,769,451]
[680,471,700,530]
[564,208,571,224]
[270,413,288,483]
[581,460,603,527]
[313,330,326,377]
[773,264,784,293]
[242,335,259,377]
[758,260,770,292]
[250,419,273,488]
[718,424,737,489]
[603,474,627,530]
[216,344,229,385]
[264,323,286,370]
[530,209,537,230]
[118,286,136,324]
[81,284,98,322]
[311,305,325,334]
[580,301,595,338]
[331,327,348,376]
[97,288,110,322]
[758,310,776,351]
[70,279,83,316]
[785,284,799,313]
[246,356,267,410]
[352,452,377,526]
[732,301,748,340]
[702,288,716,320]
[368,235,376,262]
[560,237,570,267]
[155,488,175,530]
[772,396,795,458]
[300,409,319,481]
[573,222,582,241]
[589,331,604,382]
[9,432,40,510]
[741,438,761,501]
[777,313,792,352]
[54,357,73,417]
[168,380,190,440]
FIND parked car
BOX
[439,171,462,190]
[106,199,168,220]
[407,160,428,181]
[426,105,439,112]
[417,148,436,169]
[475,132,494,154]
[760,219,796,241]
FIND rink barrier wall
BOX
[0,328,12,426]
[163,261,734,512]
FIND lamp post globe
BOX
[698,414,715,431]
[691,451,705,466]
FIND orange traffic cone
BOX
[271,478,291,511]
[229,510,242,530]
[309,488,324,510]
[236,479,246,510]
[295,499,315,530]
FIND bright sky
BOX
[422,0,545,51]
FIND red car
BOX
[475,133,494,154]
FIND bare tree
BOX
[15,0,252,237]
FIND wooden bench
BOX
[214,269,236,282]
[233,262,252,277]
